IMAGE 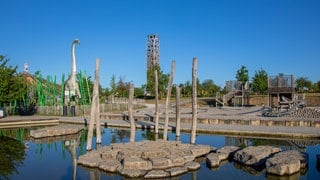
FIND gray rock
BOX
[207,146,240,168]
[166,167,188,176]
[101,149,119,160]
[141,148,169,159]
[144,170,170,179]
[184,161,201,170]
[206,153,221,167]
[122,156,152,171]
[77,150,103,167]
[167,155,185,167]
[216,145,240,159]
[30,124,83,138]
[266,150,308,176]
[98,160,121,172]
[119,168,146,178]
[233,146,281,166]
[184,155,195,162]
[149,157,172,169]
[190,145,212,157]
[116,149,142,161]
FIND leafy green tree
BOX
[236,65,249,83]
[313,81,320,92]
[117,76,130,97]
[296,77,312,92]
[180,81,192,97]
[200,79,220,97]
[251,68,268,94]
[145,65,169,98]
[0,55,27,106]
[134,87,145,98]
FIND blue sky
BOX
[1,0,319,88]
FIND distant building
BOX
[146,34,160,70]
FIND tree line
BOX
[1,55,320,107]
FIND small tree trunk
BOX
[190,57,198,144]
[175,86,181,138]
[86,58,101,150]
[129,83,135,142]
[163,60,176,140]
[154,70,159,134]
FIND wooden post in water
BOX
[175,86,181,139]
[86,58,101,150]
[154,70,159,134]
[163,60,176,140]
[129,83,135,142]
[190,57,198,144]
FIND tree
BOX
[296,77,313,92]
[0,55,27,106]
[145,65,169,98]
[236,65,249,83]
[200,79,220,97]
[251,68,268,94]
[313,81,320,92]
[117,76,130,97]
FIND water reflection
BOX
[0,136,26,180]
[0,127,319,179]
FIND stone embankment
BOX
[78,140,309,178]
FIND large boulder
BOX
[233,146,281,166]
[149,157,172,169]
[30,124,83,138]
[98,160,121,172]
[78,150,103,168]
[207,146,240,168]
[122,156,152,171]
[144,170,170,179]
[119,168,146,178]
[166,167,188,176]
[266,150,308,176]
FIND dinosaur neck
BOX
[71,43,77,78]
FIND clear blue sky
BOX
[1,0,319,88]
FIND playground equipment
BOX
[262,74,306,117]
[216,80,250,107]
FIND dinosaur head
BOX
[73,39,80,45]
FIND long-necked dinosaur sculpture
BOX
[64,39,81,106]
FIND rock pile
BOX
[283,108,320,119]
[206,145,308,176]
[78,140,213,178]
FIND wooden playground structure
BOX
[263,74,306,117]
[216,80,250,107]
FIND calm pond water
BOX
[1,126,320,180]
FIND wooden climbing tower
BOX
[268,74,295,109]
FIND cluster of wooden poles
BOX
[86,57,199,150]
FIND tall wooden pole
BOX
[95,59,101,144]
[163,60,176,140]
[190,57,198,144]
[86,58,101,150]
[129,83,135,142]
[154,70,159,134]
[175,86,181,139]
